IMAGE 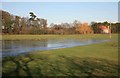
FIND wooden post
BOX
[109,22,111,39]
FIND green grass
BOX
[2,34,118,40]
[2,34,118,77]
[33,41,118,61]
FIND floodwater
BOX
[2,39,109,57]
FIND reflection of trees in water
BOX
[2,39,48,49]
[2,40,49,57]
[2,40,15,49]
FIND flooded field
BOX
[2,39,109,57]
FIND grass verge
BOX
[2,34,118,40]
[2,40,118,77]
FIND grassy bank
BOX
[2,34,118,40]
[2,34,118,77]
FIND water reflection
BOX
[2,39,109,57]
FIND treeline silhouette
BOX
[1,10,119,34]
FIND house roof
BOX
[99,26,109,30]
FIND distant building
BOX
[99,26,111,34]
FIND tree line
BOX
[1,10,119,35]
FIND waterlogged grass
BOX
[2,34,118,40]
[3,40,118,77]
